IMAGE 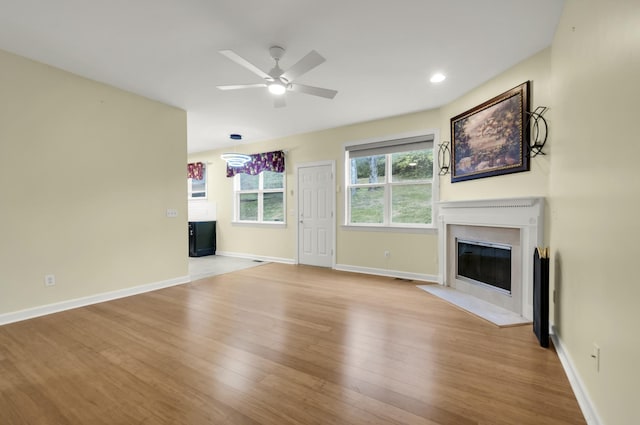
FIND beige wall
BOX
[0,49,188,316]
[439,48,552,204]
[549,1,639,423]
[190,109,442,277]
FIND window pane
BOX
[391,149,433,182]
[350,155,386,184]
[190,176,206,198]
[391,184,432,224]
[263,171,284,189]
[263,192,284,222]
[239,173,259,190]
[191,178,206,194]
[239,193,258,221]
[350,186,384,224]
[188,165,207,198]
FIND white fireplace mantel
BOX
[437,197,545,320]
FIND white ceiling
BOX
[0,0,564,153]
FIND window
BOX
[345,135,435,227]
[234,171,285,223]
[188,163,207,199]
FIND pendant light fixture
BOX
[220,134,251,167]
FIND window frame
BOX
[344,131,439,231]
[233,171,286,225]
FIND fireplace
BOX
[438,197,544,320]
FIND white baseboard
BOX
[334,263,437,283]
[550,327,602,425]
[0,275,190,326]
[215,251,296,265]
[214,253,435,283]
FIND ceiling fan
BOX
[216,46,338,108]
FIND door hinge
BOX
[331,211,334,218]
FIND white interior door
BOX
[298,164,334,267]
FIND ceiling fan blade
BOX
[217,83,267,90]
[274,96,286,108]
[219,49,271,80]
[281,50,325,82]
[289,83,337,99]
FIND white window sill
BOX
[232,221,286,229]
[341,224,438,234]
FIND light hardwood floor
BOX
[0,264,585,425]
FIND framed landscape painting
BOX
[450,81,530,182]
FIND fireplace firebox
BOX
[456,239,512,294]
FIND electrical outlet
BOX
[384,250,390,258]
[44,274,56,287]
[166,208,178,218]
[591,343,600,372]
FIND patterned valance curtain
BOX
[226,150,285,177]
[187,162,204,180]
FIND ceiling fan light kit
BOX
[221,134,251,167]
[268,82,287,95]
[217,45,338,107]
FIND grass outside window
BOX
[235,171,285,224]
[347,148,434,227]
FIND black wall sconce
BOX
[437,141,451,176]
[526,106,549,157]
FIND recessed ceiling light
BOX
[430,73,446,83]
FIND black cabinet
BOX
[188,221,216,257]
